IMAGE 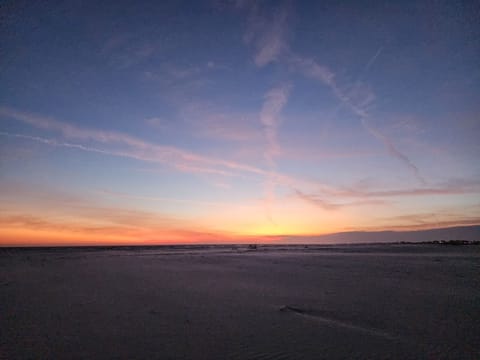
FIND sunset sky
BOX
[1,0,479,245]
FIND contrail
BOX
[363,47,383,75]
[360,119,426,185]
[0,131,117,156]
[289,51,426,185]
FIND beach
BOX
[1,244,479,359]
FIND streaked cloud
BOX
[346,179,480,198]
[260,84,291,166]
[242,2,290,67]
[294,189,387,211]
[259,84,291,223]
[238,2,426,184]
[97,188,233,207]
[101,33,156,69]
[0,106,267,178]
[361,118,425,184]
[180,103,261,142]
[295,178,480,203]
[145,117,169,129]
[287,54,426,184]
[1,0,478,245]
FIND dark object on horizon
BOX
[248,244,257,250]
[440,239,480,245]
[398,239,480,245]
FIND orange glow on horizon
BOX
[1,196,478,246]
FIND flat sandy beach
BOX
[1,245,479,359]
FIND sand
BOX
[1,244,479,359]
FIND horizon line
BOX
[1,224,478,247]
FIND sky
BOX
[1,0,479,245]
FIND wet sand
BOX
[1,244,479,359]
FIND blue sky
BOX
[1,0,479,244]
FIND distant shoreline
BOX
[1,240,479,251]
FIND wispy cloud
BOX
[97,188,241,208]
[360,118,425,184]
[4,106,471,218]
[295,178,480,203]
[0,113,334,200]
[0,106,267,179]
[173,164,236,177]
[259,84,291,222]
[288,53,426,184]
[145,117,169,130]
[283,146,378,161]
[344,178,480,198]
[8,104,354,199]
[101,33,155,69]
[0,107,146,147]
[294,189,340,211]
[346,210,480,232]
[180,103,261,142]
[294,189,387,210]
[238,1,425,184]
[355,47,383,82]
[242,2,290,67]
[260,84,291,166]
[287,54,335,85]
[0,131,122,158]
